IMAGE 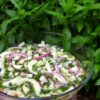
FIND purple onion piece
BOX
[54,57,63,73]
[44,73,52,77]
[55,83,66,88]
[10,52,28,58]
[54,64,60,73]
[6,52,28,62]
[33,51,51,60]
[40,81,45,86]
[53,71,67,84]
[68,67,80,76]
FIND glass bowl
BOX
[0,32,94,100]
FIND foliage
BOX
[0,0,100,99]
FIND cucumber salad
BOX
[0,41,85,98]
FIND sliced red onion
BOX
[54,63,59,73]
[6,54,13,62]
[54,57,63,73]
[53,71,67,84]
[20,72,27,77]
[44,73,52,77]
[55,83,66,88]
[40,81,44,86]
[6,52,28,62]
[35,45,50,54]
[9,52,28,58]
[33,52,50,60]
[68,66,80,75]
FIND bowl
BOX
[0,32,94,100]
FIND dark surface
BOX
[70,93,96,100]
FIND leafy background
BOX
[0,0,100,99]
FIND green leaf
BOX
[11,0,21,8]
[58,0,74,12]
[29,3,48,14]
[22,3,48,19]
[6,25,19,36]
[30,3,49,18]
[72,36,88,45]
[61,28,71,51]
[1,21,8,34]
[94,64,100,75]
[72,36,88,48]
[90,3,100,10]
[45,10,65,19]
[44,35,59,45]
[5,10,16,17]
[18,32,24,43]
[94,48,100,63]
[0,25,2,36]
[1,17,18,35]
[66,0,75,10]
[95,25,100,36]
[85,23,92,33]
[6,25,19,45]
[95,79,100,85]
[77,20,84,32]
[0,41,5,52]
[86,47,94,59]
[45,10,65,24]
[37,3,49,13]
[58,0,67,12]
[7,35,15,45]
[0,0,6,5]
[83,0,90,4]
[74,5,85,14]
[17,9,26,19]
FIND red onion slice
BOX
[33,52,51,60]
[54,63,59,73]
[55,83,66,88]
[54,57,63,73]
[6,52,28,62]
[68,66,80,75]
[40,81,44,86]
[53,71,67,84]
[9,52,28,58]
